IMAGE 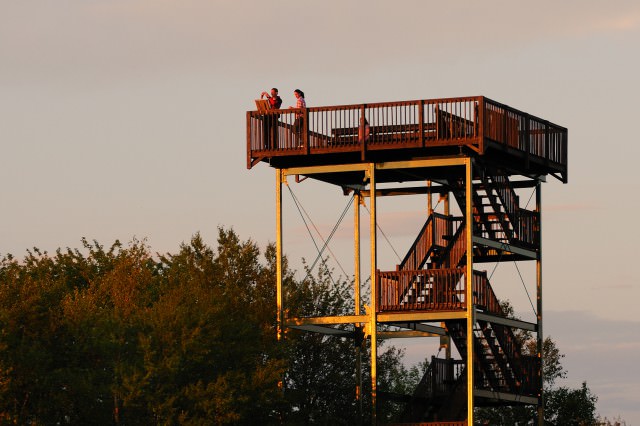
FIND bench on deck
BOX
[436,108,478,140]
[331,123,436,145]
[330,109,478,146]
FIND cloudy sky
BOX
[2,1,640,422]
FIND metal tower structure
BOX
[246,96,567,425]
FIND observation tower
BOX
[246,96,567,425]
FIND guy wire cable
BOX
[361,202,402,264]
[287,185,353,281]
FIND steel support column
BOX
[355,190,362,316]
[536,182,544,426]
[354,190,363,423]
[465,158,474,424]
[368,164,378,424]
[276,169,284,341]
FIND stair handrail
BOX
[398,213,433,272]
[473,271,531,393]
[435,218,466,269]
[486,169,519,241]
[402,357,466,421]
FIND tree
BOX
[282,259,409,424]
[6,230,620,425]
[474,300,607,425]
[546,382,597,426]
[0,239,156,424]
[0,231,287,424]
[116,230,287,424]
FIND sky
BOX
[2,0,640,422]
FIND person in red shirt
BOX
[259,88,282,149]
[261,88,282,109]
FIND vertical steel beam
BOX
[355,190,362,315]
[354,190,363,422]
[536,182,544,426]
[369,164,378,425]
[465,158,475,424]
[276,169,284,341]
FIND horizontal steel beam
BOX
[475,389,538,405]
[288,324,353,336]
[283,163,369,176]
[286,315,368,326]
[378,311,468,322]
[284,157,469,178]
[361,185,448,197]
[376,157,469,170]
[386,322,447,336]
[476,311,537,332]
[473,236,537,259]
[378,330,441,339]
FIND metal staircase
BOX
[379,174,540,422]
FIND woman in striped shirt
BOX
[291,89,306,145]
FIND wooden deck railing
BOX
[377,267,510,315]
[247,96,568,181]
[377,268,494,313]
[409,356,465,404]
[517,208,539,247]
[484,97,567,167]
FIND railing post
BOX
[246,111,252,169]
[360,104,367,162]
[563,129,568,182]
[502,106,508,146]
[544,120,550,167]
[304,108,310,154]
[431,355,436,395]
[419,100,425,148]
[478,97,485,153]
[525,113,530,171]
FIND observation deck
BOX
[246,96,567,184]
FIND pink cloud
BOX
[596,13,640,32]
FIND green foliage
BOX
[597,415,628,426]
[545,382,598,426]
[280,259,408,424]
[0,230,289,424]
[523,336,567,390]
[0,228,408,424]
[0,239,139,424]
[1,233,622,425]
[282,263,357,424]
